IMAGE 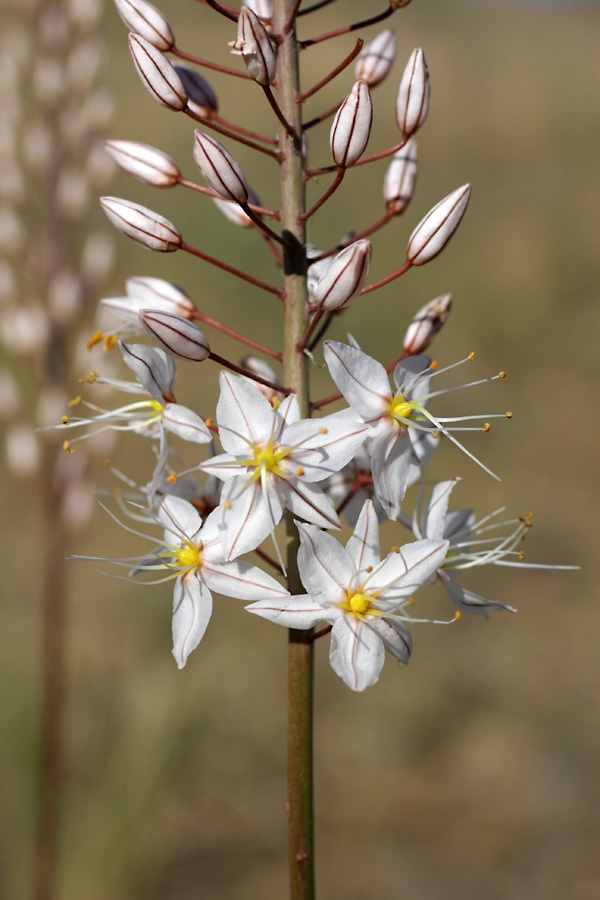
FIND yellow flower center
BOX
[337,591,384,619]
[176,544,201,570]
[349,592,371,614]
[389,394,415,421]
[244,440,293,480]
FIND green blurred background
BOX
[2,0,599,897]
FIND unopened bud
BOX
[173,66,218,117]
[314,240,372,311]
[244,0,273,20]
[330,80,372,168]
[355,29,397,87]
[114,0,174,51]
[396,48,429,137]
[100,196,181,252]
[5,422,41,480]
[128,33,187,111]
[406,185,471,266]
[403,294,452,356]
[383,139,417,215]
[229,7,276,86]
[139,310,210,361]
[104,139,181,187]
[241,355,281,401]
[120,341,177,402]
[193,132,248,204]
[126,276,195,317]
[213,188,261,227]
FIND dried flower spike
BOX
[100,196,181,251]
[114,0,175,51]
[104,140,180,187]
[139,309,211,361]
[193,132,249,204]
[396,48,430,137]
[330,81,373,168]
[403,294,453,356]
[383,139,417,215]
[128,33,187,112]
[406,185,471,266]
[229,7,277,86]
[355,30,397,88]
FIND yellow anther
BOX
[454,611,461,621]
[86,330,103,351]
[429,360,438,370]
[113,488,121,497]
[167,474,177,484]
[271,396,281,411]
[318,427,327,434]
[62,440,73,453]
[204,418,213,428]
[525,520,532,528]
[391,546,400,554]
[432,429,440,439]
[296,466,305,477]
[519,551,525,560]
[78,370,99,385]
[366,565,373,573]
[505,411,512,419]
[224,499,232,510]
[67,395,81,407]
[103,333,117,351]
[468,352,475,361]
[407,597,415,607]
[499,371,506,378]
[526,511,534,518]
[61,415,69,425]
[103,458,111,468]
[483,423,491,432]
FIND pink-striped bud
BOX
[313,240,372,311]
[173,65,218,117]
[330,80,372,168]
[114,0,174,51]
[128,33,187,111]
[193,132,248,204]
[355,29,397,88]
[139,310,210,361]
[100,196,181,252]
[229,7,276,86]
[102,276,197,324]
[244,0,273,20]
[403,293,452,356]
[396,48,429,137]
[406,185,471,266]
[383,139,417,215]
[104,140,180,187]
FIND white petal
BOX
[329,615,384,692]
[369,617,412,665]
[366,538,449,604]
[120,341,176,403]
[296,522,354,606]
[421,479,458,540]
[440,571,516,616]
[345,499,380,573]
[172,573,212,669]
[323,341,392,421]
[220,474,284,560]
[369,426,412,520]
[273,393,301,440]
[281,479,341,531]
[162,403,212,443]
[285,416,368,482]
[246,595,337,630]
[200,452,239,482]
[202,558,288,601]
[393,354,431,398]
[216,371,275,454]
[158,494,202,540]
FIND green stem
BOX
[273,2,315,898]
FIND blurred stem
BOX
[274,1,315,899]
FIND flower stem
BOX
[273,1,315,898]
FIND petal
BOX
[162,403,212,443]
[393,354,431,397]
[273,393,301,441]
[216,371,275,454]
[323,341,392,421]
[369,427,412,520]
[369,617,412,665]
[296,522,354,606]
[120,342,176,403]
[158,494,202,541]
[220,474,284,560]
[285,416,368,482]
[345,499,380,573]
[329,615,385,692]
[365,538,449,604]
[172,573,212,669]
[200,451,239,482]
[246,594,337,630]
[421,479,458,540]
[202,558,288,601]
[439,571,516,616]
[281,479,341,531]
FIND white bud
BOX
[174,66,218,118]
[244,0,273,20]
[139,310,210,361]
[193,132,248,204]
[47,269,83,327]
[403,293,452,356]
[212,187,261,227]
[406,185,471,266]
[128,33,187,111]
[104,140,180,187]
[32,56,64,106]
[114,0,174,51]
[120,341,177,402]
[80,230,116,286]
[383,139,417,215]
[0,306,50,357]
[124,275,195,317]
[5,422,41,480]
[330,80,372,168]
[55,168,90,220]
[100,196,181,252]
[396,48,429,137]
[306,246,330,304]
[86,140,116,189]
[355,29,397,88]
[229,7,276,86]
[61,477,96,534]
[313,240,372,311]
[241,355,280,401]
[67,37,104,93]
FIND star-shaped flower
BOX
[246,500,449,691]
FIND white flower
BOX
[247,500,449,691]
[323,340,506,520]
[78,494,289,668]
[201,372,369,560]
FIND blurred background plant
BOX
[0,1,598,899]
